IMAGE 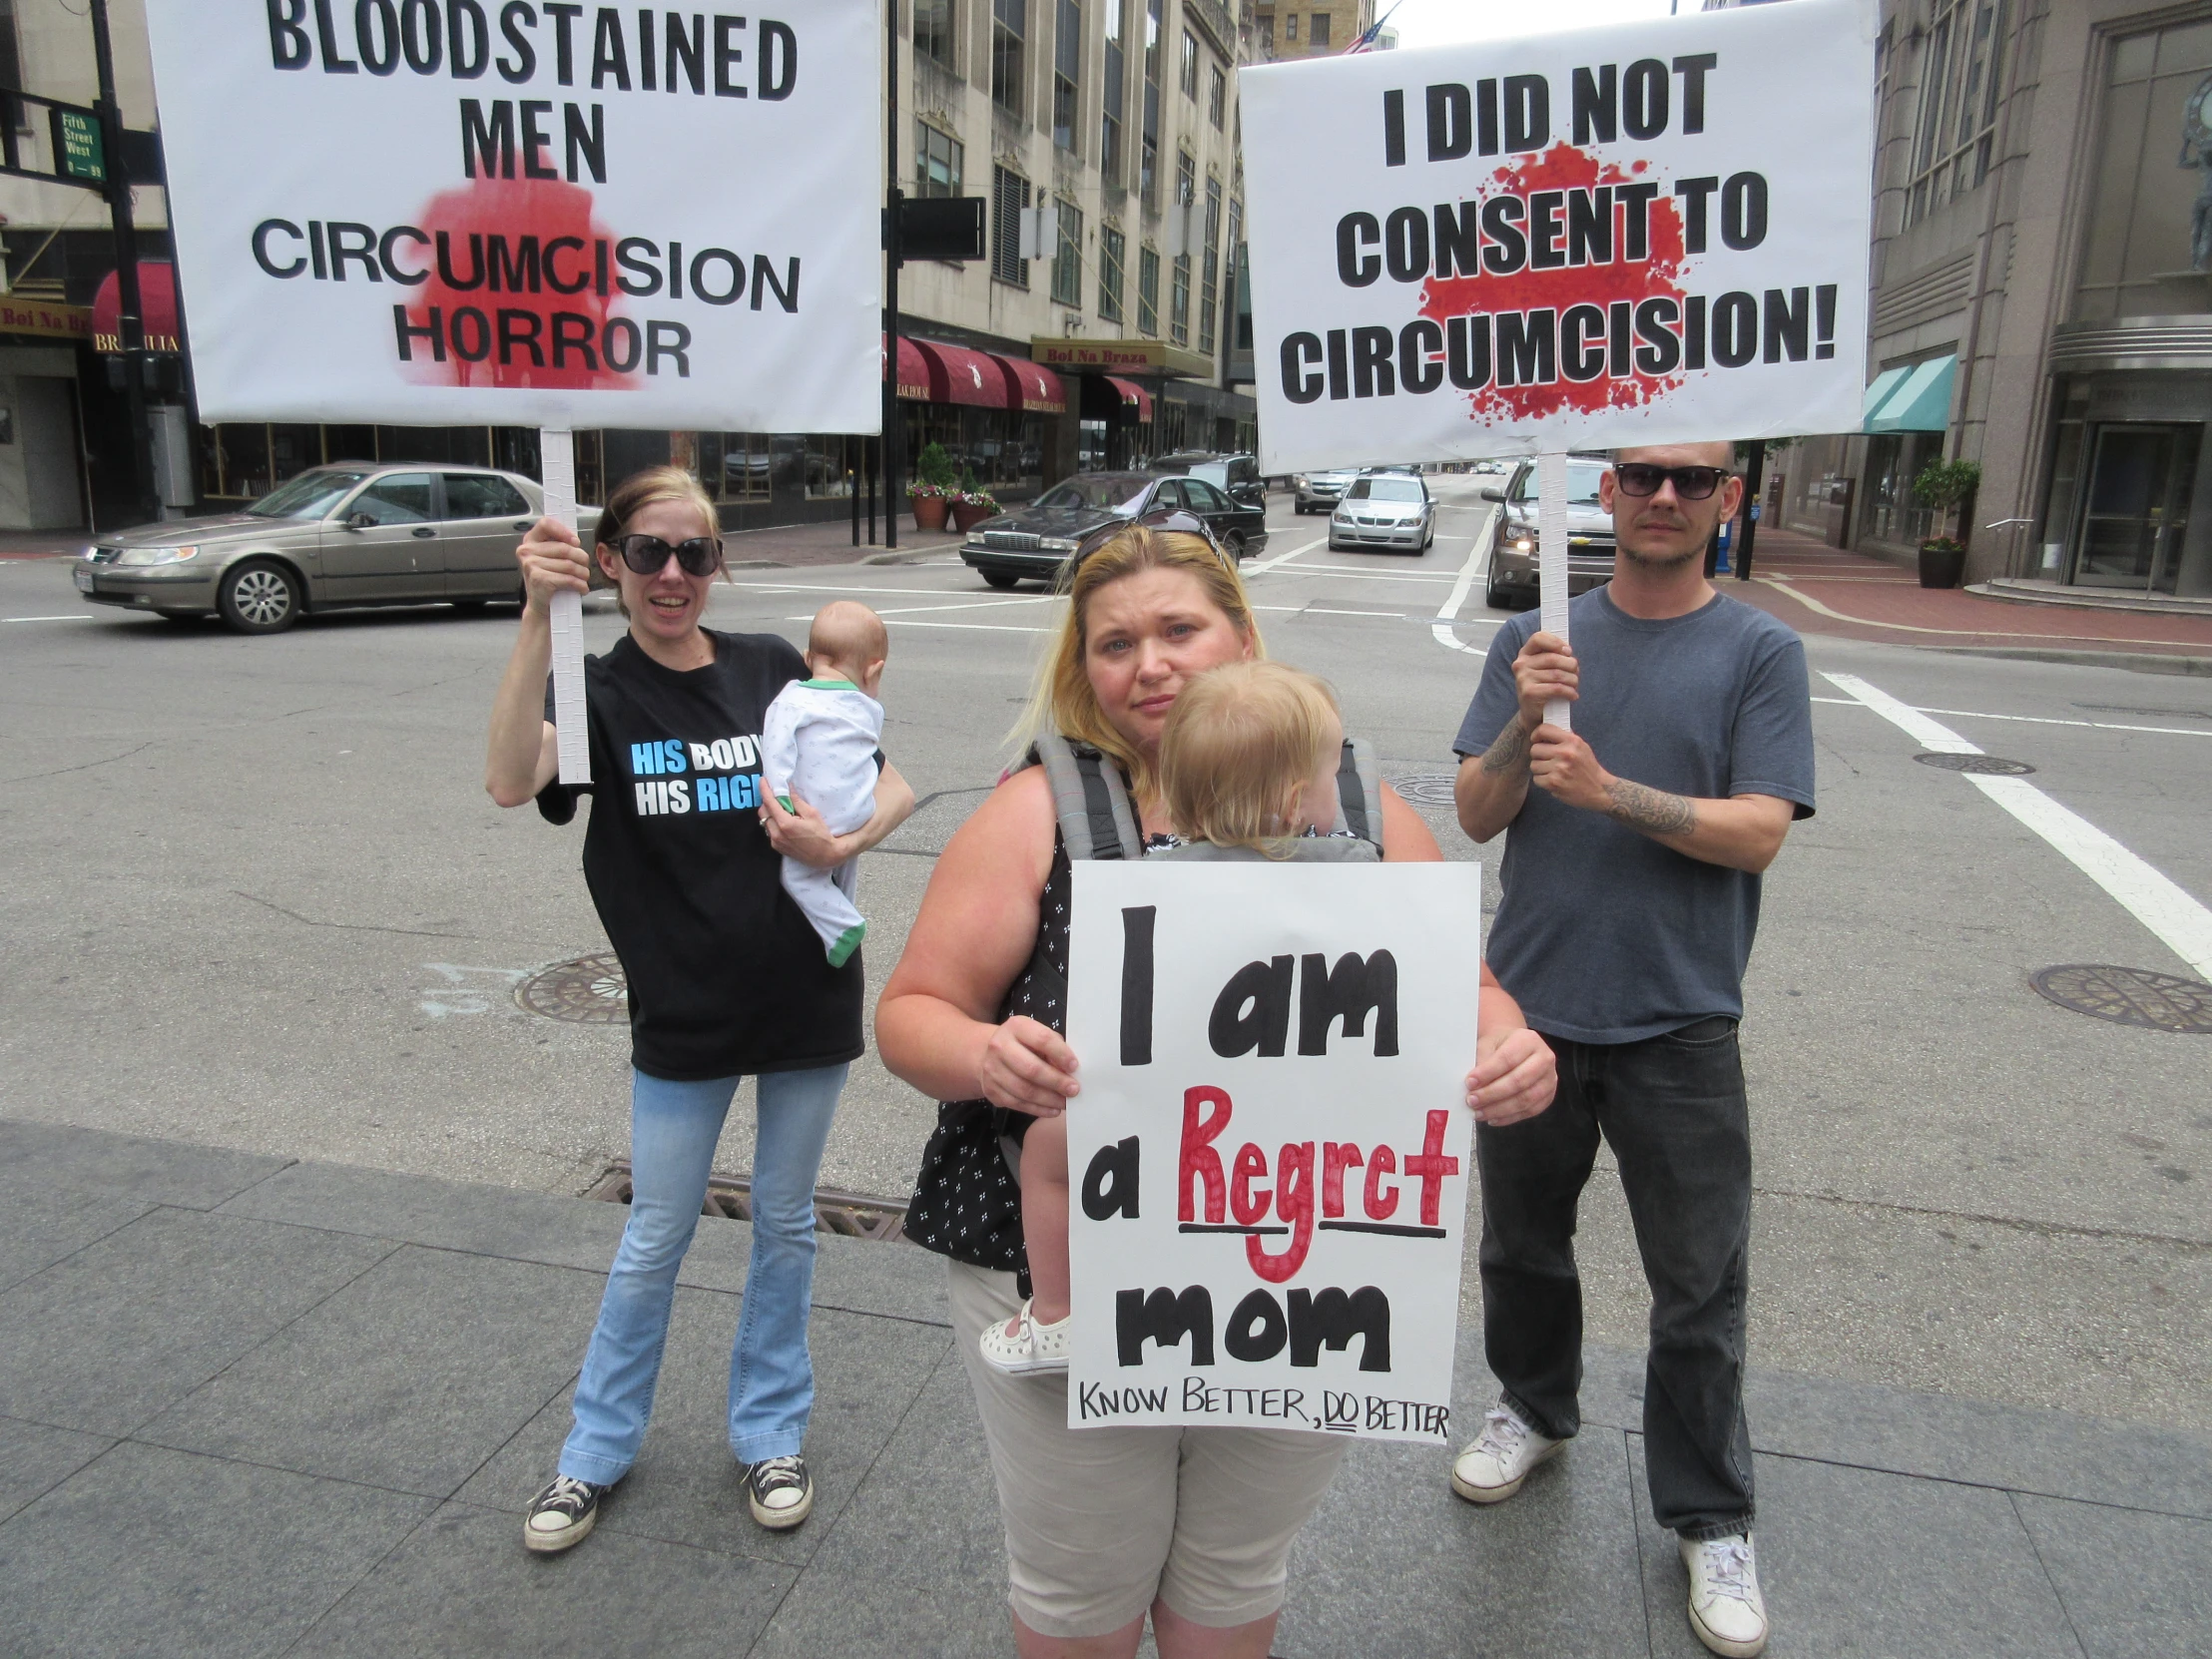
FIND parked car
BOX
[1482,454,1615,609]
[1329,472,1436,553]
[957,470,1268,589]
[76,462,600,634]
[1150,450,1267,509]
[1293,467,1363,513]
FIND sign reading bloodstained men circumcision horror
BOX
[1062,860,1483,1443]
[1239,0,1875,470]
[141,0,880,432]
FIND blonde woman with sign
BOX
[877,519,1555,1659]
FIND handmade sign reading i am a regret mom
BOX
[1062,861,1483,1443]
[1238,0,1876,470]
[141,0,882,433]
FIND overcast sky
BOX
[1383,0,1683,51]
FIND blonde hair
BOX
[1159,661,1342,854]
[1012,524,1265,798]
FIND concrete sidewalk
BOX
[1726,527,2212,672]
[2,1115,2205,1658]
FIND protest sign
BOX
[1062,860,1482,1444]
[141,0,882,433]
[1239,0,1875,471]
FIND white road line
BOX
[787,595,1051,622]
[1244,535,1330,574]
[1269,565,1458,583]
[4,614,94,623]
[1302,606,1404,619]
[880,618,1049,634]
[1823,670,2212,980]
[723,581,985,598]
[1809,695,2212,740]
[1430,505,1500,657]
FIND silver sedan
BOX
[1327,473,1435,553]
[74,462,600,635]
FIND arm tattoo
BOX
[1603,779,1697,837]
[1480,721,1532,776]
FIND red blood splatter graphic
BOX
[399,178,638,391]
[1418,143,1689,425]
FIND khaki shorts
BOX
[946,1259,1349,1640]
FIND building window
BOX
[1102,0,1126,182]
[1259,15,1272,52]
[1170,255,1191,344]
[1053,0,1081,150]
[1904,0,2007,227]
[1209,64,1227,129]
[1141,0,1162,206]
[2075,21,2212,319]
[993,0,1027,118]
[1181,29,1199,98]
[1309,12,1329,50]
[1226,196,1246,354]
[1285,12,1296,41]
[1052,200,1084,305]
[914,0,954,68]
[993,165,1032,285]
[915,122,963,198]
[1138,245,1161,334]
[1099,225,1126,322]
[1198,175,1222,354]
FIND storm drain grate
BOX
[583,1161,915,1243]
[517,953,629,1023]
[1388,772,1459,807]
[2029,965,2212,1035]
[1914,752,2036,776]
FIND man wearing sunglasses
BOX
[1447,442,1816,1659]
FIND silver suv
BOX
[1482,455,1616,610]
[75,463,598,634]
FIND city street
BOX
[3,473,2208,1445]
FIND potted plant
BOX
[949,465,1000,532]
[1912,458,1981,588]
[909,442,957,532]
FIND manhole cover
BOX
[516,953,629,1023]
[1389,772,1459,807]
[2029,965,2212,1034]
[1914,752,2036,776]
[584,1162,913,1242]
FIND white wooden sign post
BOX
[1062,860,1484,1444]
[1538,450,1571,730]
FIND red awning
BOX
[911,337,1012,408]
[993,355,1067,415]
[1104,374,1153,424]
[91,262,180,353]
[886,334,931,401]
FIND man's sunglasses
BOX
[1612,463,1730,501]
[611,533,725,577]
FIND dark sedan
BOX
[958,471,1269,589]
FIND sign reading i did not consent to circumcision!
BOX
[142,0,882,432]
[1239,0,1876,470]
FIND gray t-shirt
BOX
[1453,587,1816,1044]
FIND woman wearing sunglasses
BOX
[875,517,1555,1659]
[485,466,914,1554]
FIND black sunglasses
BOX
[1060,509,1232,589]
[1612,463,1730,501]
[611,532,724,577]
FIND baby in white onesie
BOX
[760,602,888,967]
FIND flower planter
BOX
[1918,541,1966,589]
[950,498,998,533]
[910,492,950,533]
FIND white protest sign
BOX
[1240,0,1875,471]
[1063,860,1482,1444]
[142,0,882,433]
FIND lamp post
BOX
[89,0,157,526]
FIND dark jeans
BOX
[1476,1016,1755,1540]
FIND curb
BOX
[1931,645,2212,677]
[1968,580,2212,619]
[859,550,945,566]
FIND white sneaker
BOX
[1680,1532,1769,1658]
[1449,1400,1563,1503]
[977,1300,1071,1375]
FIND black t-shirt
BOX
[537,628,866,1081]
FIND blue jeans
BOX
[559,1063,848,1483]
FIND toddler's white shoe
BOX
[978,1299,1071,1375]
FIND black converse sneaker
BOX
[744,1453,814,1530]
[524,1474,609,1553]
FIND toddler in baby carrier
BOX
[979,661,1380,1375]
